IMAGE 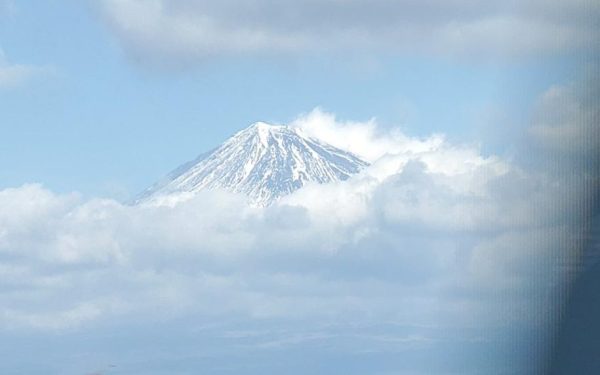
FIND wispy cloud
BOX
[0,49,51,89]
[529,77,600,155]
[96,0,599,66]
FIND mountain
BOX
[135,122,369,206]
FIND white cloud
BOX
[291,108,507,178]
[96,0,599,65]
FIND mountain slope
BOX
[136,122,369,206]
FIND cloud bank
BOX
[96,0,599,65]
[2,81,596,372]
[0,108,579,333]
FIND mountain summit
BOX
[136,122,369,206]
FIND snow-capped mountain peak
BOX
[136,122,369,206]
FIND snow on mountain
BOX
[135,122,369,206]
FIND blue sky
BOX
[0,1,584,199]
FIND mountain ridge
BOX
[136,122,369,206]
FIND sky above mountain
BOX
[0,1,598,374]
[1,0,595,199]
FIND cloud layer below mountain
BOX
[1,87,595,372]
[0,108,578,332]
